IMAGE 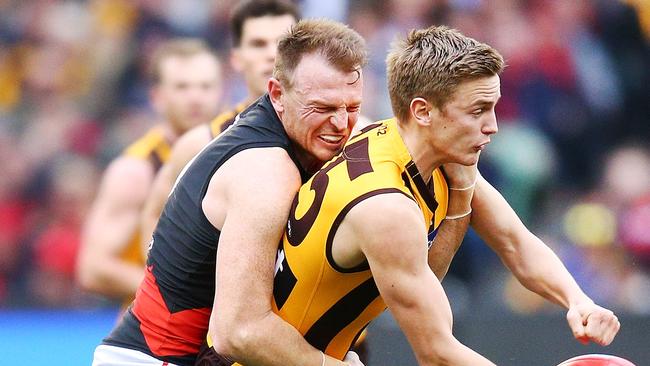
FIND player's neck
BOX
[160,122,185,145]
[293,144,323,176]
[397,121,445,182]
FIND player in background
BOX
[139,0,299,244]
[77,39,223,305]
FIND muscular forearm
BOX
[381,270,495,366]
[398,307,497,366]
[211,312,346,366]
[507,233,590,308]
[428,188,473,280]
[427,338,497,366]
[471,177,590,309]
[428,217,469,280]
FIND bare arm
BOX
[428,163,477,280]
[140,125,212,250]
[77,157,151,298]
[428,210,470,280]
[207,148,348,366]
[353,194,496,366]
[471,176,620,345]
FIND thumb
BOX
[566,307,589,344]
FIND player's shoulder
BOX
[351,117,393,136]
[346,192,424,250]
[97,155,155,203]
[219,147,299,193]
[105,155,155,184]
[123,126,168,158]
[209,102,248,135]
[175,124,213,153]
[228,147,300,179]
[352,191,418,221]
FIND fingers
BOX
[566,307,587,341]
[568,304,621,346]
[584,309,620,346]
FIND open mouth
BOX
[475,140,490,151]
[318,135,345,146]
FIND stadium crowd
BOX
[0,0,649,321]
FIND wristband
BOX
[449,175,478,191]
[445,208,472,220]
[321,351,325,366]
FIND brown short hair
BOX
[387,26,505,121]
[149,38,218,84]
[274,19,368,89]
[230,0,300,47]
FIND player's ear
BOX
[409,97,432,127]
[268,78,284,114]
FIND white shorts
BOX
[92,344,181,366]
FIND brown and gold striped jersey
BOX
[272,118,449,359]
[208,102,248,139]
[120,126,173,272]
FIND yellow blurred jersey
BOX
[208,102,248,139]
[272,118,449,359]
[120,126,172,305]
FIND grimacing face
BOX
[428,74,501,166]
[153,52,223,134]
[273,53,363,166]
[231,14,296,99]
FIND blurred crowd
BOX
[0,0,649,317]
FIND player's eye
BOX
[174,82,189,91]
[250,39,266,48]
[314,107,334,113]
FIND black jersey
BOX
[102,95,307,366]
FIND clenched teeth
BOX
[319,135,344,143]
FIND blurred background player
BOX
[76,39,223,305]
[139,0,299,243]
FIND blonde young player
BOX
[77,39,223,303]
[271,26,620,365]
[139,0,299,244]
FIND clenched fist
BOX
[566,301,620,346]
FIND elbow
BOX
[76,252,106,293]
[76,259,100,293]
[429,342,454,366]
[416,336,464,366]
[209,316,257,360]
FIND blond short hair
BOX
[387,26,504,121]
[149,38,218,84]
[274,19,367,89]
